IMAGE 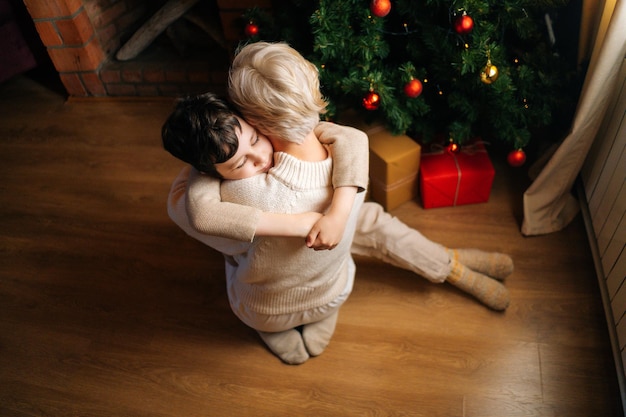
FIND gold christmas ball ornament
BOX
[480,61,499,84]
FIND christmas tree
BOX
[243,0,578,165]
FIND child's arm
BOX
[316,122,370,193]
[305,185,357,249]
[306,122,369,249]
[186,168,322,241]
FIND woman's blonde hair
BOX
[228,42,327,143]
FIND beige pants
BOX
[227,258,354,333]
[234,202,450,332]
[351,202,451,283]
[233,202,452,333]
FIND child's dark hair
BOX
[162,92,241,179]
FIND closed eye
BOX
[235,133,259,169]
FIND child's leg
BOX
[448,248,514,280]
[351,202,450,283]
[352,202,514,280]
[352,202,511,309]
[302,310,339,357]
[257,329,310,365]
[446,260,510,310]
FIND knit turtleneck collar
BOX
[269,151,332,190]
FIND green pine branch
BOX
[242,0,578,149]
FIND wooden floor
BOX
[0,75,622,417]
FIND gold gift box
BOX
[337,112,421,210]
[368,126,421,210]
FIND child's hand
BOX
[306,186,357,250]
[306,212,347,250]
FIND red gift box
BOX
[419,140,495,209]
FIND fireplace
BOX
[22,0,270,97]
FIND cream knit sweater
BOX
[167,122,369,317]
[185,122,369,242]
[220,151,365,315]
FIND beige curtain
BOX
[521,0,626,236]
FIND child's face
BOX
[215,116,274,180]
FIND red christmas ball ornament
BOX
[245,21,259,37]
[507,149,527,167]
[370,0,391,17]
[362,90,381,110]
[453,14,474,35]
[446,141,460,154]
[403,78,423,98]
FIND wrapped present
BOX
[337,112,421,210]
[419,140,495,209]
[368,126,421,210]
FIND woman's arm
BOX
[186,168,322,242]
[186,168,260,241]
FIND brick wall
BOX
[24,0,105,95]
[23,0,235,97]
[82,0,147,57]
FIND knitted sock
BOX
[302,311,339,357]
[448,248,514,280]
[446,260,510,311]
[257,329,310,365]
